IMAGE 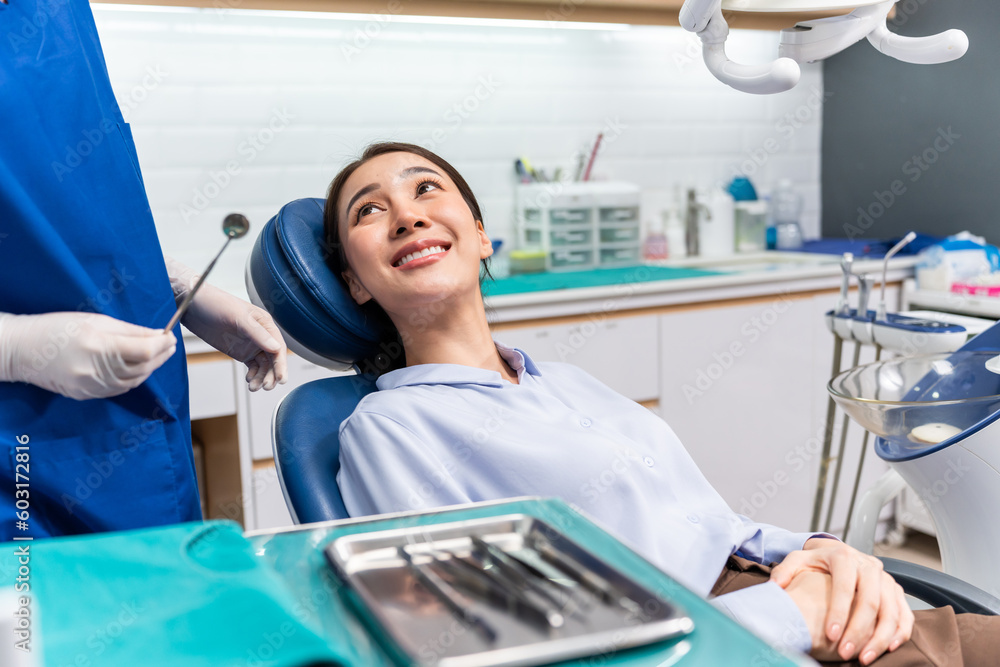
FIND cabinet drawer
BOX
[599,245,641,265]
[549,226,593,247]
[549,248,593,270]
[187,358,236,420]
[599,224,640,244]
[550,208,591,225]
[599,206,638,223]
[495,315,659,402]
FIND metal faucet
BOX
[684,188,711,258]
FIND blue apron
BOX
[0,0,202,540]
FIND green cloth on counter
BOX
[248,497,809,667]
[483,265,724,296]
[30,520,348,667]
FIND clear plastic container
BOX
[771,180,803,250]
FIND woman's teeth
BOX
[395,245,446,267]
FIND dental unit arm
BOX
[679,0,969,94]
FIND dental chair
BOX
[246,197,1000,615]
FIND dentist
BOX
[0,0,287,539]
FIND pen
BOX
[582,132,603,182]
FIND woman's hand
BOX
[771,538,914,664]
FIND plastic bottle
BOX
[699,188,735,258]
[663,206,686,259]
[643,217,668,261]
[771,179,803,250]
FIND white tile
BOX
[95,6,823,259]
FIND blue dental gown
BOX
[0,0,201,539]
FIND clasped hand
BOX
[771,538,914,664]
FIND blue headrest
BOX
[246,198,392,368]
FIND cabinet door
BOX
[658,292,891,534]
[187,357,237,420]
[252,465,294,529]
[495,315,659,402]
[245,355,350,461]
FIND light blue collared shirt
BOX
[338,342,826,653]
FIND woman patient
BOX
[323,142,998,666]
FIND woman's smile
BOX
[391,239,452,269]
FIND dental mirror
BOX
[163,213,250,333]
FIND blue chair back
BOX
[247,198,393,522]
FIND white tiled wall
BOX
[93,4,823,296]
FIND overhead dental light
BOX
[679,0,969,94]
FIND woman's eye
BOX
[416,181,440,195]
[357,203,377,220]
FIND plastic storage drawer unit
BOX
[516,182,641,272]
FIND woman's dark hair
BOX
[322,142,492,374]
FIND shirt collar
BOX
[375,339,542,390]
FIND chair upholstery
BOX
[272,374,375,523]
[246,197,391,369]
[246,197,391,522]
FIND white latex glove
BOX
[165,257,287,391]
[0,312,177,400]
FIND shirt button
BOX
[686,513,700,524]
[643,456,654,467]
[580,418,592,428]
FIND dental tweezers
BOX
[531,536,645,617]
[470,536,580,619]
[396,547,497,643]
[431,552,564,630]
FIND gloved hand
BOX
[0,312,177,400]
[165,257,287,391]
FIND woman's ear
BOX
[476,220,494,260]
[341,268,373,305]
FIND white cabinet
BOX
[244,355,348,461]
[251,466,294,530]
[494,314,659,402]
[187,356,237,420]
[657,290,895,535]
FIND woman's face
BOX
[337,151,493,319]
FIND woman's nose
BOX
[391,207,427,236]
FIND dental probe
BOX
[163,213,250,333]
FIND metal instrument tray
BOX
[324,513,693,667]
